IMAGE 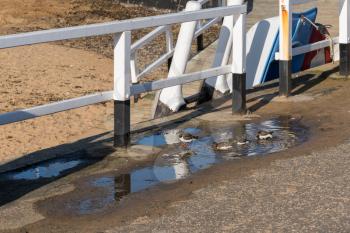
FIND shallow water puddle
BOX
[6,159,86,181]
[2,157,95,181]
[0,155,99,206]
[0,116,308,215]
[60,116,308,215]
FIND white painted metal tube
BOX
[130,54,139,84]
[0,5,245,50]
[134,17,220,83]
[291,0,316,5]
[0,91,113,125]
[131,26,168,54]
[279,0,292,61]
[136,51,174,80]
[194,17,222,38]
[165,25,174,52]
[114,31,131,101]
[275,37,340,59]
[231,11,246,74]
[204,14,234,93]
[159,1,202,112]
[204,0,244,94]
[339,0,350,44]
[0,65,231,126]
[339,0,350,75]
[132,65,231,95]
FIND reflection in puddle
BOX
[0,117,308,215]
[63,117,308,215]
[137,127,201,146]
[10,161,80,180]
[2,158,92,181]
[0,155,99,206]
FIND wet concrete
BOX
[0,152,101,206]
[0,116,308,218]
[0,68,349,232]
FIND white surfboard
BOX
[246,17,279,89]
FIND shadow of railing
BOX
[0,132,115,206]
[248,66,339,112]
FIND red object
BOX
[301,27,332,70]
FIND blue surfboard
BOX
[262,8,318,83]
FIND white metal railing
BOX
[277,0,350,97]
[278,0,340,61]
[0,3,247,137]
[291,0,316,5]
[130,0,225,84]
[0,6,238,49]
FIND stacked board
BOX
[246,8,332,89]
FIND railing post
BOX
[130,53,141,103]
[197,0,243,105]
[196,19,204,52]
[232,9,247,114]
[339,0,350,77]
[114,31,131,148]
[279,0,292,97]
[197,34,204,52]
[155,1,201,117]
[196,4,204,53]
[165,25,174,71]
[130,53,138,84]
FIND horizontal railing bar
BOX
[293,37,339,56]
[131,26,168,54]
[0,91,113,125]
[194,17,222,38]
[291,0,317,5]
[0,5,245,49]
[134,17,221,81]
[131,65,231,95]
[198,0,211,5]
[275,37,339,60]
[132,16,220,55]
[136,51,174,80]
[0,66,231,125]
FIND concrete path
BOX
[107,141,350,233]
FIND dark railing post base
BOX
[167,57,173,71]
[197,34,204,52]
[339,43,350,77]
[279,60,292,97]
[232,73,246,115]
[114,100,130,148]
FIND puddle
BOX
[0,155,99,206]
[0,116,308,215]
[137,127,201,146]
[59,116,308,215]
[4,160,85,181]
[1,157,95,181]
